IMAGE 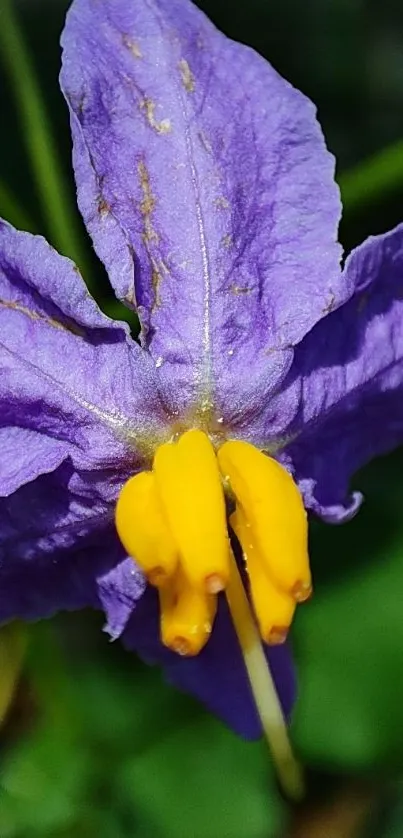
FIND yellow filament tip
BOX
[230,509,296,644]
[218,441,311,597]
[159,569,216,657]
[292,581,313,603]
[171,637,193,657]
[267,627,289,645]
[205,573,226,594]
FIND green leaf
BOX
[63,645,288,837]
[117,712,287,838]
[0,728,90,836]
[369,785,403,838]
[0,0,89,272]
[339,141,403,213]
[293,449,403,772]
[14,621,288,838]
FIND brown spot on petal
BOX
[138,162,168,312]
[221,233,233,249]
[178,58,195,93]
[230,284,252,295]
[0,299,84,337]
[138,162,157,224]
[122,34,142,59]
[214,196,230,210]
[140,98,171,134]
[97,196,110,217]
[322,291,336,315]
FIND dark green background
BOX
[1,1,403,836]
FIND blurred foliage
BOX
[0,622,287,838]
[294,448,403,774]
[1,0,403,836]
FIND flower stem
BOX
[0,0,87,271]
[226,548,304,802]
[339,139,403,212]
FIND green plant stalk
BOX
[0,0,88,272]
[0,179,37,233]
[339,140,403,212]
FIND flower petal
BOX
[276,224,403,521]
[0,460,144,624]
[0,427,68,496]
[0,462,107,620]
[123,589,296,739]
[98,556,146,640]
[0,220,166,494]
[61,0,344,418]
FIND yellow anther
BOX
[230,510,296,644]
[115,471,178,585]
[115,434,305,795]
[218,441,311,598]
[153,429,230,592]
[159,569,217,656]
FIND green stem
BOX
[0,179,37,232]
[226,548,305,802]
[0,0,88,272]
[339,140,403,212]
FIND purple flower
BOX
[1,0,403,742]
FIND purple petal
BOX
[275,224,403,521]
[0,426,68,496]
[60,0,345,421]
[98,556,146,640]
[0,460,145,624]
[123,588,296,739]
[0,221,167,494]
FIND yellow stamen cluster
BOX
[115,429,311,656]
[219,440,311,643]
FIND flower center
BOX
[115,429,311,656]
